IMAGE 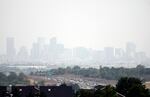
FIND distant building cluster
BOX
[0,37,149,67]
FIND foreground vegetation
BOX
[0,72,29,86]
[77,77,150,97]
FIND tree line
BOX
[32,65,150,80]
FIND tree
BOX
[77,89,94,97]
[18,72,26,81]
[70,83,80,93]
[95,85,117,97]
[72,66,81,75]
[0,72,7,85]
[127,84,149,97]
[116,77,149,97]
[7,72,18,85]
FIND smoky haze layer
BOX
[0,0,150,56]
[0,0,150,68]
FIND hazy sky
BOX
[0,0,150,56]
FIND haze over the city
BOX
[0,0,150,63]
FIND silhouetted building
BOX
[40,86,74,97]
[12,86,36,97]
[0,85,74,97]
[0,86,7,97]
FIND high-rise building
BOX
[30,43,40,61]
[73,47,89,59]
[126,42,136,58]
[91,50,105,62]
[104,47,114,63]
[50,37,57,46]
[37,37,45,61]
[30,38,46,62]
[115,48,124,58]
[17,46,29,62]
[135,52,147,64]
[48,37,65,62]
[6,37,16,62]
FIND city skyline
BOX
[0,36,149,56]
[0,37,149,67]
[1,37,148,55]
